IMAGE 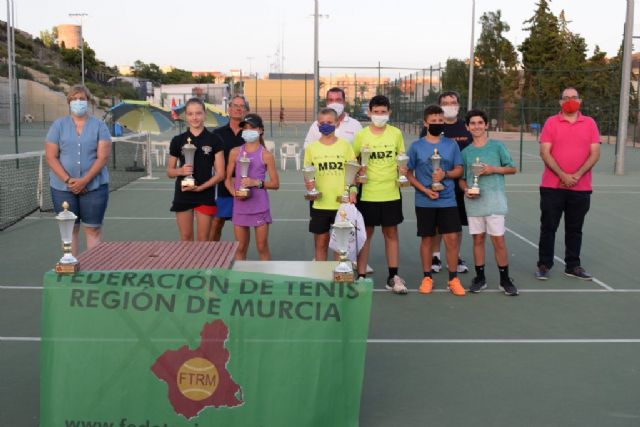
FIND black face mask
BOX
[427,123,445,136]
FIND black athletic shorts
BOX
[415,206,462,237]
[309,207,337,234]
[357,199,403,227]
[455,188,468,226]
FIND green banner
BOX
[41,269,373,427]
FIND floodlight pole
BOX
[615,0,633,175]
[313,0,319,118]
[6,0,15,140]
[69,13,88,86]
[467,0,475,111]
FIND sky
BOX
[6,0,635,77]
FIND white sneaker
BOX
[457,258,469,273]
[431,256,442,273]
[385,275,408,295]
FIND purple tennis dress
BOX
[232,144,272,227]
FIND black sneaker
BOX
[499,278,519,296]
[535,264,550,280]
[564,266,593,281]
[431,256,442,273]
[469,276,487,293]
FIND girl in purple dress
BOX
[225,114,279,260]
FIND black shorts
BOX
[357,199,403,227]
[309,207,337,234]
[415,206,462,237]
[455,189,468,226]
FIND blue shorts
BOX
[51,184,109,227]
[215,196,234,219]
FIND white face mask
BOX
[242,129,260,143]
[370,114,389,128]
[442,105,459,120]
[326,102,344,117]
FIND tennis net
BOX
[0,132,149,230]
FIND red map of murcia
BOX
[151,320,243,419]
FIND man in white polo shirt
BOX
[304,87,362,147]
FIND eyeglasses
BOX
[229,103,246,109]
[561,96,580,101]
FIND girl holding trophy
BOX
[225,114,280,260]
[167,98,225,241]
[303,108,357,261]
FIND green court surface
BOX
[1,123,640,426]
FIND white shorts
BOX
[468,215,506,236]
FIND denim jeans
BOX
[537,187,591,270]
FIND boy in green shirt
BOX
[459,109,518,296]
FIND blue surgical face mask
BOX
[318,123,336,136]
[70,99,88,116]
[242,129,260,143]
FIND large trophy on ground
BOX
[357,145,371,184]
[337,161,361,203]
[181,138,197,190]
[303,165,321,201]
[430,148,444,191]
[468,157,483,196]
[396,152,410,187]
[331,210,355,283]
[55,201,79,274]
[236,152,251,198]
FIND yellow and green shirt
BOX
[353,125,405,201]
[303,138,356,210]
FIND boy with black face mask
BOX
[406,105,465,296]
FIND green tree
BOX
[132,60,162,83]
[556,10,588,89]
[440,58,469,102]
[39,27,58,48]
[473,10,519,123]
[519,0,564,120]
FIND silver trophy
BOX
[357,145,371,184]
[55,201,79,274]
[468,157,483,196]
[337,160,361,203]
[430,148,444,191]
[396,152,410,187]
[331,210,355,283]
[303,165,321,200]
[181,137,197,190]
[236,152,251,197]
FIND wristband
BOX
[257,180,264,189]
[65,177,71,184]
[349,185,358,194]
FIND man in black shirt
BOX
[431,90,472,274]
[209,95,250,241]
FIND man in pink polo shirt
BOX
[536,87,600,280]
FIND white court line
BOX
[4,286,639,293]
[505,227,614,291]
[3,336,640,344]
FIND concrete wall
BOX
[0,78,68,124]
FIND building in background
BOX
[55,24,81,49]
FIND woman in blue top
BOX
[45,85,112,256]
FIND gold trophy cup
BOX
[181,137,197,190]
[337,160,361,203]
[430,148,445,191]
[357,145,371,184]
[331,210,355,283]
[236,152,251,198]
[396,152,410,187]
[55,201,79,274]
[468,157,483,196]
[303,165,321,201]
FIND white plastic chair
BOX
[142,146,162,167]
[264,140,276,154]
[279,142,301,170]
